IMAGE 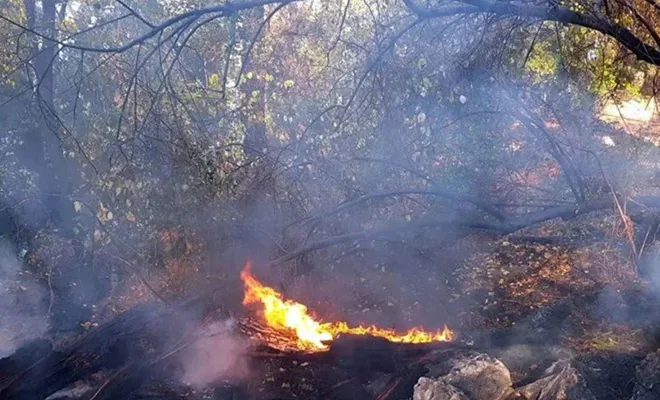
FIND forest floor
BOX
[459,216,648,354]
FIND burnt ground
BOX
[0,289,654,400]
[4,208,660,399]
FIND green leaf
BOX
[284,80,294,88]
[209,73,219,87]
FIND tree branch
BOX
[404,0,660,66]
[295,189,506,226]
[0,0,298,54]
[115,0,156,28]
[269,196,660,267]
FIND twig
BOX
[318,378,356,398]
[638,224,652,259]
[0,0,299,54]
[236,2,289,88]
[111,254,169,305]
[115,0,155,28]
[522,22,544,69]
[46,262,54,317]
[87,363,134,400]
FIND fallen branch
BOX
[292,189,506,228]
[269,196,660,267]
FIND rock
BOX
[444,354,516,400]
[491,344,572,383]
[519,359,596,400]
[631,350,660,400]
[413,352,599,400]
[413,353,516,400]
[413,377,468,400]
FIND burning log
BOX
[240,263,454,352]
[0,261,474,400]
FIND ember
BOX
[241,263,454,352]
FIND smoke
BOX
[0,239,48,358]
[641,243,660,294]
[179,318,250,388]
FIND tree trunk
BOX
[22,0,75,235]
[240,7,268,158]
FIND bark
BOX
[39,0,75,234]
[240,7,268,158]
[18,0,46,179]
[20,0,76,234]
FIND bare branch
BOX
[293,189,506,227]
[115,0,156,28]
[236,2,289,88]
[0,0,299,54]
[269,196,660,267]
[404,0,660,65]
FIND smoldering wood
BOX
[0,287,236,400]
[0,304,187,400]
[0,290,641,400]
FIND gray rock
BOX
[444,354,516,400]
[413,377,468,400]
[518,359,596,400]
[413,353,516,400]
[412,352,597,400]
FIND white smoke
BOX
[0,239,48,358]
[180,318,250,387]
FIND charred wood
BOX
[0,303,190,400]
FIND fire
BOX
[240,263,454,352]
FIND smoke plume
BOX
[179,318,250,387]
[0,239,47,358]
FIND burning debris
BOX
[241,262,453,352]
[0,270,658,400]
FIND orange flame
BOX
[241,263,454,352]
